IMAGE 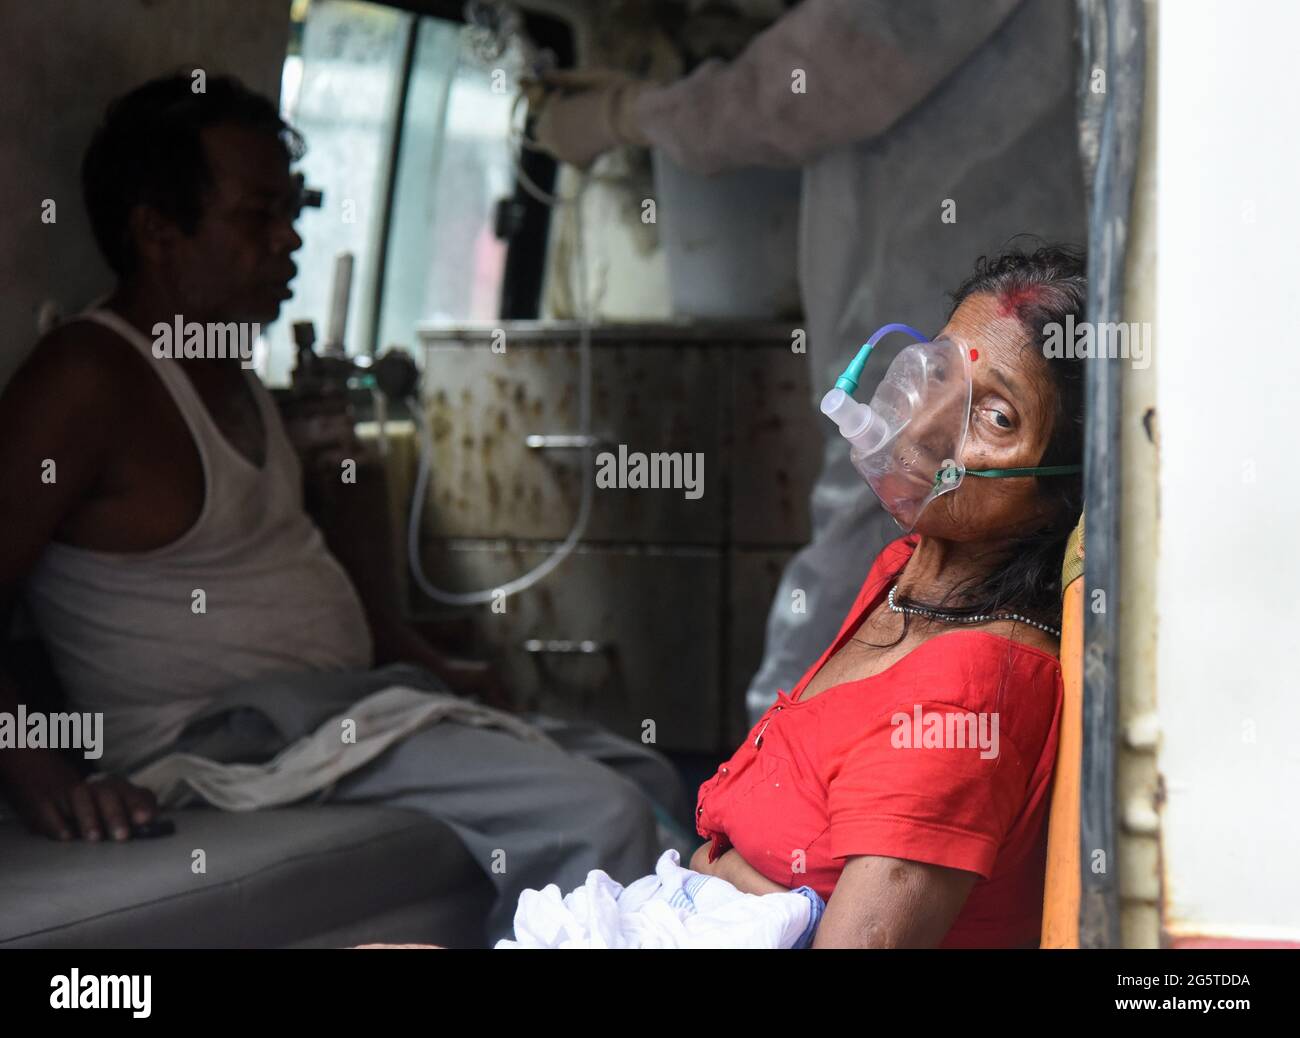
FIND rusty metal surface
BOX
[417,540,724,753]
[416,327,820,546]
[407,323,818,754]
[420,341,725,543]
[729,347,821,546]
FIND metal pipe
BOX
[365,14,419,359]
[1077,0,1146,949]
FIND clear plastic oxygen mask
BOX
[822,323,1081,531]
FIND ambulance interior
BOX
[0,0,1295,952]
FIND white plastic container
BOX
[652,148,802,319]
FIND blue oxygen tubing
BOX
[833,323,929,396]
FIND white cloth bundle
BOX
[496,849,824,949]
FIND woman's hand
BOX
[689,841,713,874]
[690,843,787,896]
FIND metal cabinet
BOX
[409,322,821,753]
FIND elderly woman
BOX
[376,245,1088,951]
[689,244,1087,948]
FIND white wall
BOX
[1156,0,1300,941]
[0,0,292,386]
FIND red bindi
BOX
[969,348,979,362]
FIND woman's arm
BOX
[689,843,788,896]
[812,854,977,948]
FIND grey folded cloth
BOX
[129,664,556,811]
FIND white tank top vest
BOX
[23,309,374,772]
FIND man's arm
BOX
[633,0,1024,174]
[301,445,511,709]
[0,329,158,840]
[0,332,116,578]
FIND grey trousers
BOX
[160,665,696,944]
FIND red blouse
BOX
[696,535,1063,948]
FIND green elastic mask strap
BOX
[965,465,1084,479]
[931,463,1082,492]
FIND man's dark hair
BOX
[81,71,305,275]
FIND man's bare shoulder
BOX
[5,318,146,420]
[0,319,159,579]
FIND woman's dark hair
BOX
[82,71,306,275]
[892,239,1088,635]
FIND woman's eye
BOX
[978,406,1013,430]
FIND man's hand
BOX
[374,622,514,712]
[0,749,157,842]
[432,655,512,713]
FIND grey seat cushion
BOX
[0,804,494,948]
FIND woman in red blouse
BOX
[692,245,1087,948]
